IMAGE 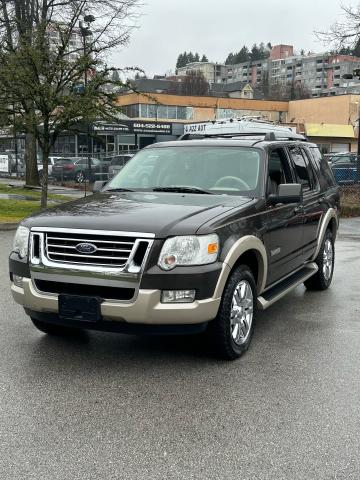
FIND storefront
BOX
[0,120,184,160]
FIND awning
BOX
[305,123,355,138]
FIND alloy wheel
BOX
[230,280,254,346]
[323,238,333,281]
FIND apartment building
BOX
[225,44,360,97]
[177,62,227,85]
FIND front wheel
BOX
[304,229,335,290]
[30,317,80,336]
[207,265,257,360]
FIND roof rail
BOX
[178,131,306,142]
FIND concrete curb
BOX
[0,222,19,231]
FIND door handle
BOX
[318,196,325,204]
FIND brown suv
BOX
[9,130,339,359]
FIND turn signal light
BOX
[208,242,218,255]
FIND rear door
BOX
[287,145,323,263]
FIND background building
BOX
[177,62,227,85]
[193,45,360,98]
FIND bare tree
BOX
[315,3,360,51]
[180,71,209,96]
[0,0,141,206]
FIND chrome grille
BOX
[45,231,137,267]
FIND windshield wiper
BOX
[104,187,135,192]
[152,186,213,195]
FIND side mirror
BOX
[92,180,107,193]
[268,183,303,205]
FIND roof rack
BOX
[178,131,306,142]
[181,118,306,142]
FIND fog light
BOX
[161,290,196,303]
[13,275,24,288]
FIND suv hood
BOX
[23,191,254,237]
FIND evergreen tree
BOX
[225,53,235,65]
[194,52,200,62]
[353,38,360,57]
[187,52,195,63]
[201,54,208,62]
[250,43,261,61]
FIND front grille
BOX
[34,280,135,301]
[45,231,137,267]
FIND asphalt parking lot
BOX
[1,221,359,480]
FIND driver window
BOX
[267,148,293,195]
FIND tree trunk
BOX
[24,133,39,186]
[40,147,50,209]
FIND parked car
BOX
[37,157,63,178]
[330,152,359,185]
[108,154,134,179]
[10,128,339,360]
[51,157,108,183]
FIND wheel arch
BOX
[311,208,338,261]
[214,235,268,298]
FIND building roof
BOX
[211,81,252,93]
[129,78,175,94]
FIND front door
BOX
[263,147,305,286]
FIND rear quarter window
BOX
[309,147,337,188]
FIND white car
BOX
[37,157,63,177]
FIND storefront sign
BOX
[0,154,9,173]
[184,123,208,134]
[93,120,173,135]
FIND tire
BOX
[207,265,257,360]
[30,317,79,336]
[304,229,335,291]
[75,170,86,183]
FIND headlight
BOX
[158,234,219,270]
[13,226,30,259]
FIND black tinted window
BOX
[288,146,312,190]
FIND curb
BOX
[0,222,19,231]
[340,205,360,218]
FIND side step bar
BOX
[257,262,318,310]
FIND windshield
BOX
[104,146,262,195]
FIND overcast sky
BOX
[113,0,346,76]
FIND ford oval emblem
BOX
[75,242,98,254]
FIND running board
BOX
[257,263,318,310]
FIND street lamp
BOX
[79,15,95,195]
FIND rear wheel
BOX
[304,229,335,290]
[75,170,86,183]
[207,265,257,360]
[30,317,80,336]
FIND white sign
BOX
[184,123,208,134]
[0,155,9,173]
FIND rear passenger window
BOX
[308,147,322,171]
[288,146,312,191]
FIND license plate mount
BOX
[58,295,102,322]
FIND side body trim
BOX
[311,208,338,261]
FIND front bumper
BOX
[11,278,221,325]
